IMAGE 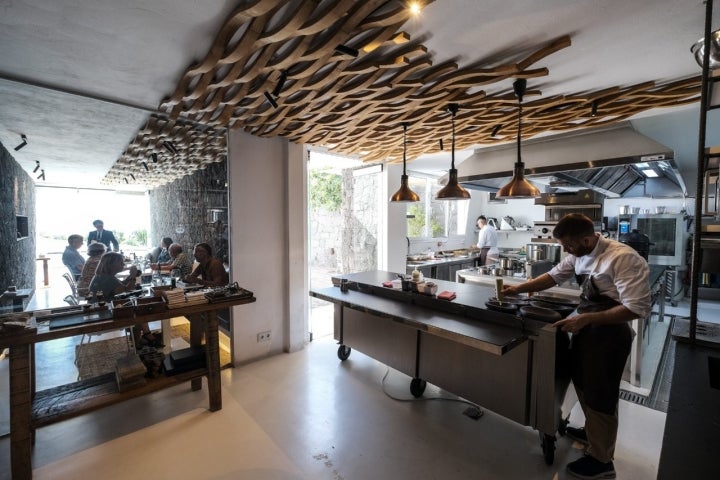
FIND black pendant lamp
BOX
[390,122,420,202]
[495,79,541,199]
[435,103,471,201]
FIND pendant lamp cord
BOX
[517,98,522,164]
[402,122,408,174]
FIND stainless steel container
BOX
[527,242,562,265]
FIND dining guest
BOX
[62,234,86,280]
[88,252,159,347]
[87,219,120,252]
[156,237,173,264]
[151,243,193,276]
[183,242,229,287]
[88,252,138,300]
[76,242,106,297]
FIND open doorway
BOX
[307,151,383,339]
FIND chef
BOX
[476,215,499,265]
[501,213,650,480]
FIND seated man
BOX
[183,242,229,287]
[151,243,194,276]
[62,234,86,279]
[156,237,173,265]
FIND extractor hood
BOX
[457,124,687,198]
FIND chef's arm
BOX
[502,273,556,296]
[553,304,639,333]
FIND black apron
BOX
[479,247,491,266]
[569,273,633,414]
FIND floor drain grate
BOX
[619,389,648,406]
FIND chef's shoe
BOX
[566,426,589,445]
[566,455,616,479]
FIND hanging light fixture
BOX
[435,104,471,200]
[495,79,541,199]
[390,122,420,202]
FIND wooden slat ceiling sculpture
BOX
[102,0,701,187]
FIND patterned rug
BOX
[75,322,230,379]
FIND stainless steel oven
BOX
[618,213,688,266]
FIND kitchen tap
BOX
[406,236,410,255]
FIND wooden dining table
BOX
[2,286,255,480]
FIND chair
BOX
[62,272,80,305]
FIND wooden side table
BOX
[36,257,50,286]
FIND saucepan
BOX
[518,305,562,323]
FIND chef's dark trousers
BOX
[570,323,632,462]
[479,247,490,265]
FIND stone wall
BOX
[309,167,380,275]
[148,161,229,265]
[0,141,36,291]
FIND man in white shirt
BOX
[476,215,499,265]
[502,214,650,480]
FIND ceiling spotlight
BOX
[151,153,158,163]
[438,139,444,151]
[36,169,45,181]
[142,161,149,171]
[272,70,287,97]
[264,91,279,109]
[33,160,40,173]
[129,173,136,181]
[591,100,598,117]
[334,44,359,58]
[491,125,502,137]
[124,177,129,184]
[163,141,177,154]
[409,2,423,16]
[14,134,27,151]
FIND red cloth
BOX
[382,281,393,288]
[438,290,456,301]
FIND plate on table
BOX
[530,300,575,318]
[519,305,562,322]
[532,294,579,307]
[485,300,518,314]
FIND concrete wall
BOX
[227,131,306,363]
[0,141,36,293]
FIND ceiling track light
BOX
[142,161,149,171]
[36,169,45,181]
[435,104,471,201]
[124,177,129,184]
[264,91,279,109]
[272,70,287,97]
[591,100,598,117]
[129,173,136,181]
[439,138,444,150]
[491,125,502,137]
[495,79,541,199]
[14,134,28,151]
[151,153,158,163]
[390,122,420,203]
[334,44,359,58]
[32,160,40,173]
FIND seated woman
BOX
[183,242,229,287]
[88,252,160,347]
[76,242,106,297]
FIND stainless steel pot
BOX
[499,258,514,269]
[619,205,630,215]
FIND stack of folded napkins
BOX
[161,289,187,309]
[437,290,457,301]
[185,290,209,306]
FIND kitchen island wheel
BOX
[410,378,427,398]
[337,345,352,361]
[539,432,556,465]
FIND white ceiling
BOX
[0,0,716,189]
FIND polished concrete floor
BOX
[1,331,667,480]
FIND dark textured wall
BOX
[0,141,36,291]
[148,161,229,266]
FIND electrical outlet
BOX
[257,330,271,342]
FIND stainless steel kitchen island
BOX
[310,270,578,464]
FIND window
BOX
[406,174,468,238]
